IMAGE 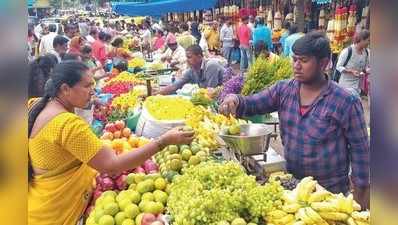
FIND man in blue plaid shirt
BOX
[220,32,369,209]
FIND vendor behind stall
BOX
[160,34,186,70]
[158,45,225,95]
[220,32,369,209]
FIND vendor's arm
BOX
[342,97,370,209]
[158,70,191,95]
[219,81,283,117]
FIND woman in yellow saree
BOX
[28,61,194,225]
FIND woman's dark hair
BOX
[353,29,370,44]
[292,31,331,60]
[111,37,124,47]
[28,54,58,98]
[28,61,89,183]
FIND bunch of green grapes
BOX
[245,180,284,218]
[167,161,284,225]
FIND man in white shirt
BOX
[39,24,57,56]
[161,34,186,71]
[141,22,152,50]
[220,18,234,65]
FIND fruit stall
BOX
[84,67,370,225]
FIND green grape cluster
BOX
[167,161,283,225]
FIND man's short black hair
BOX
[292,31,331,60]
[186,45,203,56]
[53,35,69,48]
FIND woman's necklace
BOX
[54,97,73,113]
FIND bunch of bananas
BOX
[185,106,246,150]
[266,177,370,225]
[190,88,213,106]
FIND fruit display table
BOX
[85,86,370,225]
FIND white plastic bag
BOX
[135,106,185,139]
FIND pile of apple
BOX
[86,172,170,225]
[154,142,209,183]
[101,120,132,140]
[100,120,150,154]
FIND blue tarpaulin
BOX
[112,0,217,17]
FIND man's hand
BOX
[353,185,370,210]
[219,94,239,116]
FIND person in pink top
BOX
[153,29,166,51]
[91,31,107,66]
[237,16,252,71]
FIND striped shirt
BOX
[236,79,369,193]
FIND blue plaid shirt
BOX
[236,79,369,193]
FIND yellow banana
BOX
[341,194,354,214]
[308,190,332,203]
[347,217,358,225]
[296,208,315,224]
[282,203,302,213]
[274,214,295,225]
[351,211,370,222]
[319,212,349,221]
[310,202,338,212]
[355,220,369,225]
[268,210,288,219]
[283,190,298,204]
[305,207,327,224]
[299,179,317,202]
[352,200,361,211]
[297,177,313,202]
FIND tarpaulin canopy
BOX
[112,0,217,17]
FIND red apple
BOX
[105,123,117,133]
[141,213,156,225]
[115,120,125,130]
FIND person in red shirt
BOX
[237,16,252,71]
[91,31,107,66]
